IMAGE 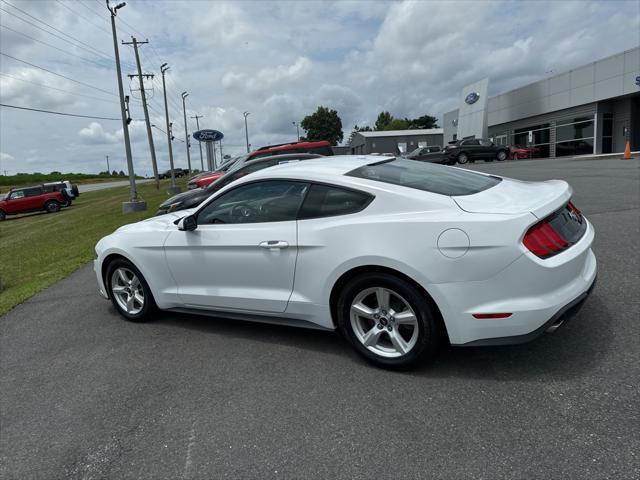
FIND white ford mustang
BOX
[94,156,597,368]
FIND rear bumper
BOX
[460,275,597,346]
[432,218,597,345]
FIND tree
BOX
[374,111,393,131]
[118,170,126,177]
[300,106,344,146]
[408,114,438,129]
[347,124,372,145]
[111,170,118,176]
[383,118,411,131]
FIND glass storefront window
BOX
[556,119,594,142]
[556,139,594,157]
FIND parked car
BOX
[43,180,79,207]
[157,153,323,215]
[405,146,452,164]
[190,141,334,189]
[444,138,509,164]
[187,156,245,189]
[510,145,541,159]
[95,156,596,368]
[158,168,186,179]
[0,185,66,221]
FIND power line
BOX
[0,23,109,68]
[0,72,119,104]
[54,0,111,36]
[0,0,111,59]
[0,102,120,120]
[0,51,118,97]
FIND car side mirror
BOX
[177,214,197,231]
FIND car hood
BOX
[452,177,571,219]
[115,207,197,233]
[159,189,203,208]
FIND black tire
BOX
[496,150,507,161]
[72,184,80,197]
[105,258,156,322]
[457,152,469,164]
[44,201,61,213]
[62,199,72,208]
[0,210,5,221]
[336,273,440,369]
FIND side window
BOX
[479,139,493,147]
[197,181,309,225]
[24,187,42,197]
[309,146,332,156]
[9,190,25,200]
[298,184,372,220]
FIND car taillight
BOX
[523,215,572,259]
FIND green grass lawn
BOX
[0,179,186,315]
[0,173,148,191]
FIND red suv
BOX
[189,140,333,189]
[0,185,66,221]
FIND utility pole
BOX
[107,0,145,212]
[293,121,300,141]
[106,155,110,172]
[124,36,159,189]
[243,111,250,153]
[191,114,204,170]
[219,140,223,164]
[181,92,192,176]
[160,63,180,194]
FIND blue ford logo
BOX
[193,129,224,142]
[465,92,480,105]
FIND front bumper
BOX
[93,259,109,299]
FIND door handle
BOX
[259,240,289,249]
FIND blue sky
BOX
[1,0,639,175]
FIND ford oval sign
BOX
[465,92,480,105]
[193,129,224,142]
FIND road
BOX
[78,179,153,193]
[1,158,638,479]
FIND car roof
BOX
[238,155,385,182]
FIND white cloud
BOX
[0,0,638,175]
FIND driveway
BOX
[1,158,638,479]
[78,179,153,193]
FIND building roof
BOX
[357,129,443,138]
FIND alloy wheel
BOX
[111,267,144,315]
[350,287,419,358]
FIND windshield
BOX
[347,158,501,196]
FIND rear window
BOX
[298,184,372,219]
[346,159,501,196]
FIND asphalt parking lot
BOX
[1,157,638,479]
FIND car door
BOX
[479,139,496,159]
[163,180,310,313]
[5,190,27,213]
[462,139,481,159]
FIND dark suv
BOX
[444,138,509,164]
[156,153,324,215]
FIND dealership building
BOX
[443,47,640,158]
[349,129,443,155]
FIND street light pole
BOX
[107,0,145,212]
[181,92,192,176]
[191,114,204,170]
[160,63,180,194]
[243,111,250,153]
[293,121,300,141]
[106,155,110,173]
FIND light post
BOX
[160,63,180,194]
[292,121,300,142]
[181,91,192,176]
[243,111,250,153]
[191,114,204,170]
[107,0,146,212]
